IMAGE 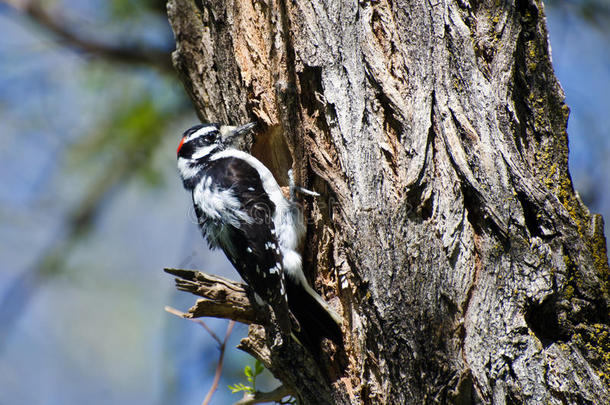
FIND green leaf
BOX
[229,358,270,396]
[228,383,251,394]
[244,365,253,377]
[254,359,264,375]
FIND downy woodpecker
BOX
[177,122,342,348]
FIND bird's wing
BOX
[194,157,291,334]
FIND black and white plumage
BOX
[177,122,342,347]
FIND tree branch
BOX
[1,0,173,72]
[164,268,265,325]
[164,268,340,404]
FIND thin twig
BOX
[165,306,222,345]
[202,320,236,405]
[166,306,237,405]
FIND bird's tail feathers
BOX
[286,279,343,351]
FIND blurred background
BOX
[0,0,608,404]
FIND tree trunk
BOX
[166,0,610,403]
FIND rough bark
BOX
[166,0,610,403]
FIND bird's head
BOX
[176,122,256,160]
[177,122,256,189]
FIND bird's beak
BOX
[220,122,257,144]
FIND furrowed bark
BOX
[166,0,610,403]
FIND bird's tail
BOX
[286,279,343,352]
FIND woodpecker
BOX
[177,122,342,348]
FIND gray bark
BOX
[166,0,610,403]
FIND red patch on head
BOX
[177,136,185,156]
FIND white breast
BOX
[193,177,251,228]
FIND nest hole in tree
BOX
[250,124,294,187]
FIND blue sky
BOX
[547,10,610,221]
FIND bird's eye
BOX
[196,134,215,145]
